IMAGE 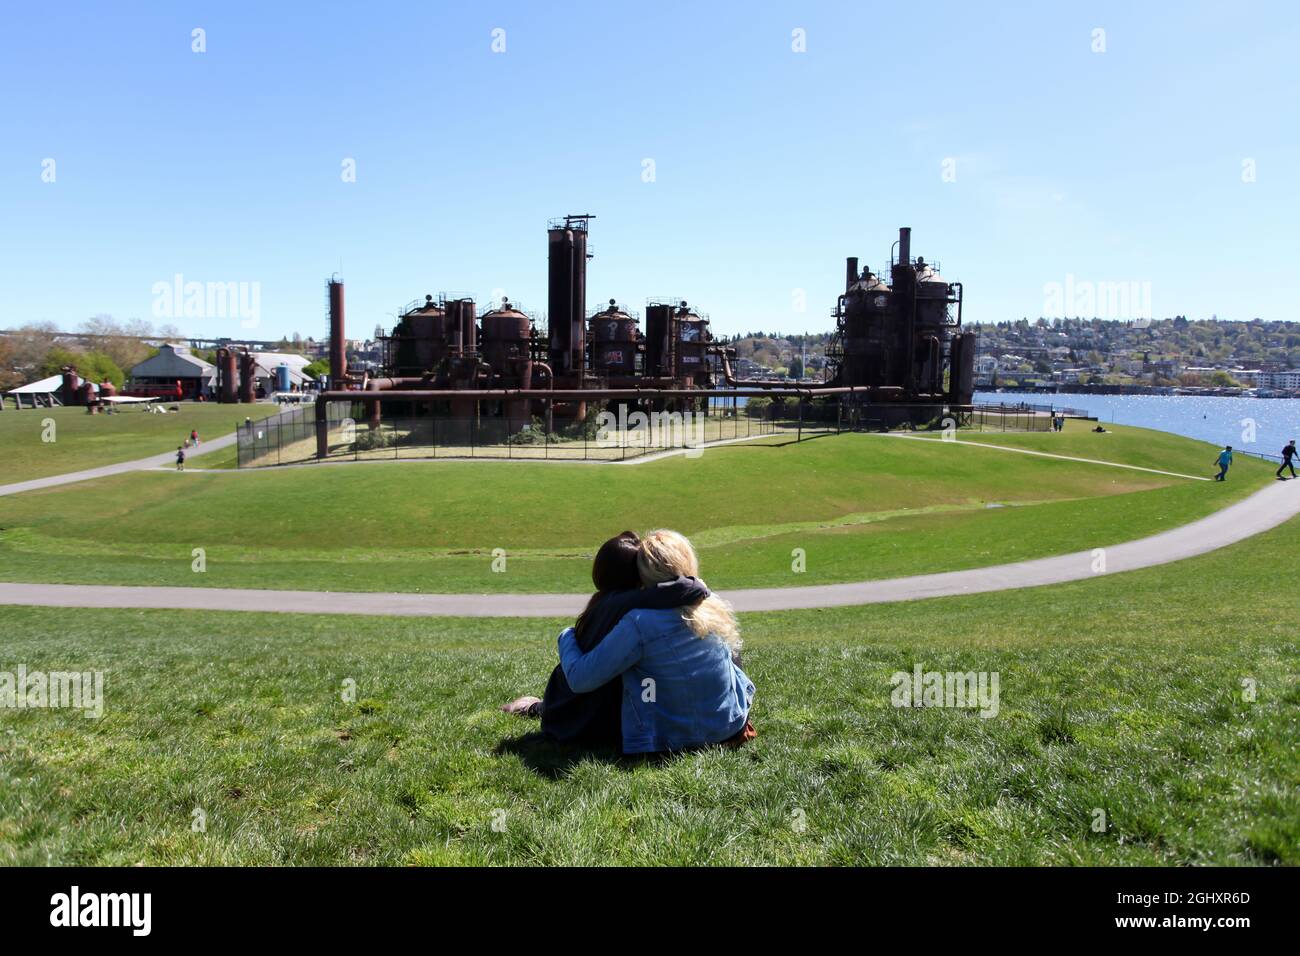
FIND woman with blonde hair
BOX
[558,529,756,754]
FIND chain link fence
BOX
[236,398,1054,468]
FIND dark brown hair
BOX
[574,531,641,642]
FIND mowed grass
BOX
[0,516,1295,866]
[0,425,1274,593]
[908,417,1265,477]
[0,402,279,484]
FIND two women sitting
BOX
[503,529,756,754]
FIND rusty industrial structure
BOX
[314,218,976,453]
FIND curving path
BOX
[1,480,1295,617]
[0,432,237,498]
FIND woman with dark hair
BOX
[501,531,709,746]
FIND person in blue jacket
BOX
[501,531,709,746]
[557,529,755,755]
[1214,445,1233,481]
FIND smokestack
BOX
[898,227,911,267]
[328,279,347,385]
[846,257,859,293]
[547,225,574,370]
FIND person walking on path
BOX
[175,446,186,472]
[1215,445,1233,481]
[190,429,200,446]
[1278,440,1298,480]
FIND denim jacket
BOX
[558,607,755,754]
[540,576,712,745]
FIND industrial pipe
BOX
[318,386,873,402]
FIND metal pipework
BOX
[319,385,873,402]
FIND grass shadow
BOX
[493,731,635,779]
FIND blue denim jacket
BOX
[558,607,755,754]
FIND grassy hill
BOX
[1,513,1294,865]
[0,422,1273,593]
[0,403,280,484]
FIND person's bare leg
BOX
[501,696,543,717]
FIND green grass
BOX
[907,417,1248,477]
[0,424,1273,593]
[1,515,1295,865]
[0,402,280,484]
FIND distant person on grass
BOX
[1215,445,1233,481]
[1278,440,1297,480]
[504,530,756,753]
[175,446,185,471]
[191,429,200,446]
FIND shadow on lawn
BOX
[493,731,635,779]
[495,731,758,778]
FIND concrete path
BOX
[0,432,237,498]
[1,479,1295,617]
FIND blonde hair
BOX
[637,529,740,650]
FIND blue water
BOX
[976,391,1300,456]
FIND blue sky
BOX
[2,0,1297,341]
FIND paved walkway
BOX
[0,433,237,498]
[1,480,1294,617]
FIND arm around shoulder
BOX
[558,613,645,693]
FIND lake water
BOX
[976,391,1300,456]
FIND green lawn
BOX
[906,417,1251,477]
[0,424,1273,593]
[1,514,1295,865]
[0,402,280,484]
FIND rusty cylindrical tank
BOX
[61,366,81,406]
[588,299,640,377]
[238,352,257,403]
[395,296,450,374]
[675,302,712,386]
[218,348,238,403]
[480,299,533,422]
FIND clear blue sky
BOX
[2,0,1297,341]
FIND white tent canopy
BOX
[7,374,99,395]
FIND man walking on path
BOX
[176,446,186,472]
[1278,440,1298,480]
[190,429,200,446]
[1215,445,1233,481]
